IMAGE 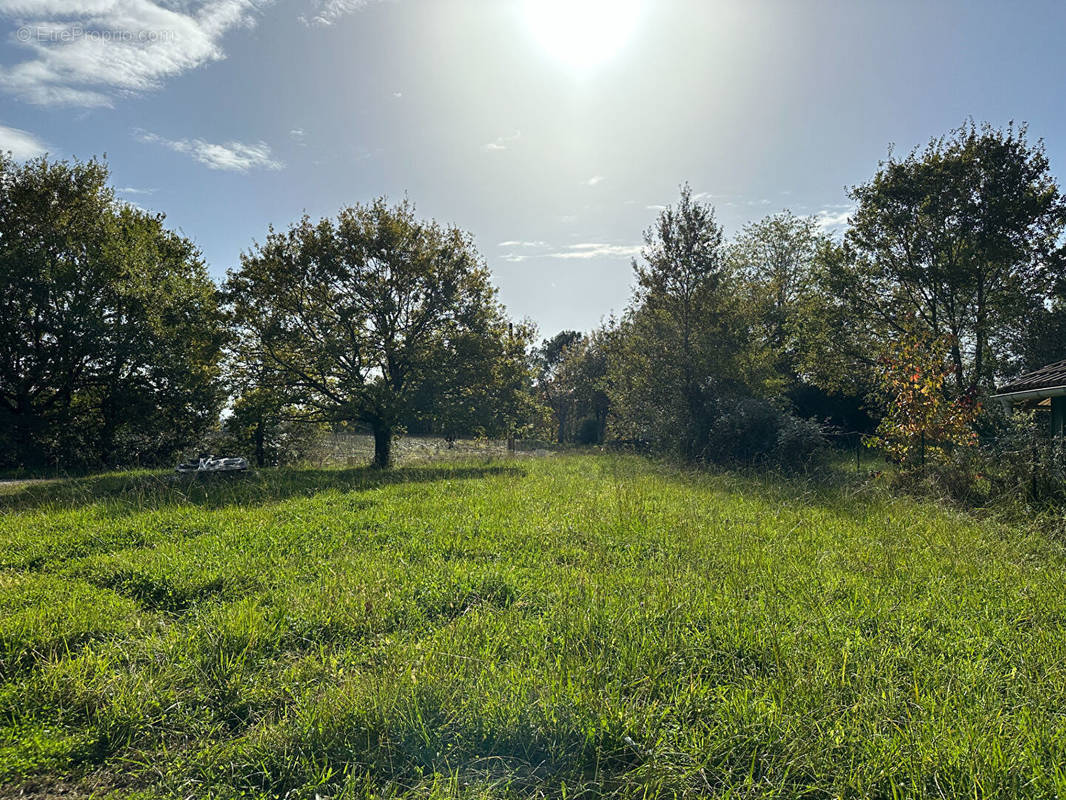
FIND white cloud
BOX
[289,128,306,141]
[548,243,642,260]
[299,0,383,27]
[0,122,48,158]
[498,241,641,263]
[584,175,605,186]
[135,129,283,171]
[815,206,854,231]
[484,130,520,152]
[0,0,264,106]
[498,240,549,248]
[117,185,155,195]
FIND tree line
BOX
[538,122,1066,469]
[2,121,1064,472]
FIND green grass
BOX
[2,454,1066,798]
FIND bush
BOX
[701,397,826,469]
[886,410,1066,511]
[575,416,601,445]
[774,414,829,467]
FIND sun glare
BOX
[524,0,642,70]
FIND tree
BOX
[0,155,116,466]
[839,121,1066,396]
[0,154,223,469]
[1022,298,1066,372]
[404,319,540,442]
[533,330,613,445]
[535,330,584,443]
[93,205,225,465]
[219,340,297,468]
[728,211,830,391]
[869,326,979,467]
[225,197,531,468]
[609,185,766,458]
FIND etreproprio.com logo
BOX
[16,26,177,44]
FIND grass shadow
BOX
[0,462,527,514]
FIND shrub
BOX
[888,411,1066,510]
[774,414,829,467]
[702,397,826,469]
[575,417,601,445]
[867,328,978,467]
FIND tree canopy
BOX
[225,197,533,468]
[0,154,223,469]
[4,119,1064,473]
[835,121,1066,395]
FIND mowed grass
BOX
[2,455,1066,798]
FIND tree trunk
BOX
[974,269,986,391]
[254,417,266,468]
[373,423,393,469]
[949,337,966,397]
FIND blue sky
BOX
[2,0,1066,336]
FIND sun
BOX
[524,0,643,70]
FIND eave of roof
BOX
[991,385,1066,402]
[994,359,1066,397]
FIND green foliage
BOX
[839,121,1066,394]
[703,396,827,468]
[728,210,831,394]
[608,185,773,458]
[536,330,609,444]
[4,456,1066,797]
[0,155,224,470]
[896,408,1066,510]
[219,388,325,468]
[1021,294,1066,372]
[573,415,599,445]
[224,198,535,468]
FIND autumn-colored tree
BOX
[869,328,979,467]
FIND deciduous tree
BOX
[0,154,223,468]
[609,185,768,458]
[869,326,978,467]
[839,122,1066,395]
[225,198,531,468]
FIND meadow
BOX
[2,453,1066,798]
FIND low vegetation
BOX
[3,454,1066,798]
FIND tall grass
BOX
[2,455,1066,798]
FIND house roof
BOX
[996,359,1066,396]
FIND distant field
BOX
[312,433,553,467]
[2,455,1066,798]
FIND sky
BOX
[2,0,1066,336]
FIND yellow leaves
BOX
[873,329,979,466]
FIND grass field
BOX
[2,454,1066,798]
